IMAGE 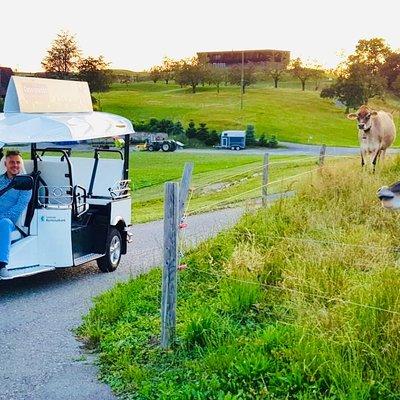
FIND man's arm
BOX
[0,190,32,224]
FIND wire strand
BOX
[188,266,400,316]
[187,167,320,216]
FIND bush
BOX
[185,120,197,139]
[245,124,256,146]
[196,122,209,142]
[204,130,220,146]
[258,133,279,148]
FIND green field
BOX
[96,82,400,147]
[129,152,327,223]
[79,157,400,399]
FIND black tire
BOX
[162,142,171,152]
[148,145,155,152]
[230,146,235,150]
[169,141,177,152]
[236,146,241,151]
[97,227,122,272]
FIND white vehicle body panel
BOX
[111,198,131,226]
[38,209,73,267]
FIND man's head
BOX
[4,150,23,178]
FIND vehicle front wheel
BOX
[97,227,122,272]
[148,145,155,152]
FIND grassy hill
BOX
[79,158,400,399]
[96,82,400,147]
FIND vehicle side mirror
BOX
[10,175,34,191]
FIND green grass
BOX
[130,152,321,223]
[78,156,400,399]
[96,82,400,147]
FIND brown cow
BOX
[347,105,396,172]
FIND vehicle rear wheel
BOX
[97,227,122,272]
[162,142,171,152]
[236,146,241,151]
[230,146,235,150]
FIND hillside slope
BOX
[97,82,400,146]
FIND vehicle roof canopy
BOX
[0,77,133,145]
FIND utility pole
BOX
[240,50,244,110]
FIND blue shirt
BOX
[0,173,32,225]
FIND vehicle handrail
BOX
[108,179,131,199]
[35,147,74,189]
[94,148,123,160]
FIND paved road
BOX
[180,142,400,156]
[0,208,243,400]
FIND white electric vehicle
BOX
[0,76,134,280]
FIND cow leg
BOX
[381,149,386,163]
[360,151,365,168]
[372,149,381,173]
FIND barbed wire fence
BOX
[158,148,381,348]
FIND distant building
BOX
[0,67,13,98]
[197,49,290,69]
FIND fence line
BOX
[187,167,320,216]
[186,266,400,317]
[192,156,320,193]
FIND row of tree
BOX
[149,56,325,94]
[321,38,400,111]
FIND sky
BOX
[2,0,400,72]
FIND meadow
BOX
[78,156,400,399]
[130,151,322,223]
[96,81,400,147]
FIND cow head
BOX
[377,181,400,210]
[347,106,378,131]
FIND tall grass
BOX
[78,156,400,399]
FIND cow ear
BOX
[370,110,378,117]
[347,113,358,120]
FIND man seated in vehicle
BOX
[0,150,32,273]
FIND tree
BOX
[42,30,81,78]
[289,58,315,91]
[228,63,256,94]
[380,52,400,89]
[149,66,163,83]
[207,66,226,93]
[320,77,366,113]
[186,120,197,138]
[77,56,111,92]
[174,57,207,93]
[347,38,391,77]
[197,122,209,142]
[267,67,285,88]
[161,57,175,84]
[245,125,256,146]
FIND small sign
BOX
[4,76,93,113]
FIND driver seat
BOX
[11,208,28,242]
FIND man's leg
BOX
[0,218,14,268]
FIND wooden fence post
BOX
[161,182,179,349]
[319,144,326,167]
[262,153,269,207]
[179,162,194,222]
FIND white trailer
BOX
[0,77,134,280]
